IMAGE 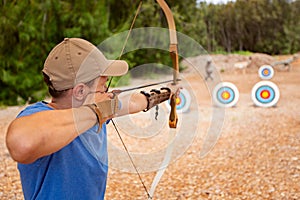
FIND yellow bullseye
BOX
[261,90,270,99]
[263,69,269,76]
[176,97,181,105]
[221,91,230,100]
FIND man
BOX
[205,58,213,81]
[6,38,177,199]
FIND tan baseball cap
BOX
[42,38,128,91]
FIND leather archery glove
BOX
[85,94,119,132]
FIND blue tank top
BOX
[17,101,108,200]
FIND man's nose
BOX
[101,76,108,82]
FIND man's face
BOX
[80,76,110,106]
[93,76,109,93]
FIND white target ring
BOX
[251,81,280,107]
[213,82,239,108]
[165,87,191,113]
[258,65,274,80]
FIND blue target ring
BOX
[262,69,271,77]
[255,86,275,104]
[165,87,191,113]
[216,87,235,104]
[175,92,186,110]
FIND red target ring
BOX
[260,90,270,99]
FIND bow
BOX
[148,0,179,198]
[156,0,179,129]
[108,1,180,199]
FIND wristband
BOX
[141,87,171,111]
[85,104,103,133]
[85,95,119,133]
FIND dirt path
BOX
[1,55,299,199]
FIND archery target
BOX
[251,81,280,107]
[258,65,274,80]
[213,82,239,107]
[165,87,191,113]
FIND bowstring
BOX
[107,1,152,198]
[111,120,152,199]
[106,0,143,91]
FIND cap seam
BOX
[65,39,76,86]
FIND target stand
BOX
[165,87,191,113]
[212,82,239,108]
[251,81,280,107]
[258,65,274,80]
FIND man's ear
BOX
[72,83,89,101]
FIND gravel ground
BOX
[0,55,299,200]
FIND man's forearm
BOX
[116,93,148,117]
[6,106,97,164]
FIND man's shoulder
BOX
[17,101,52,118]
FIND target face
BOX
[165,87,191,113]
[258,65,274,80]
[213,82,239,107]
[251,81,280,107]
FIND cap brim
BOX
[101,60,128,76]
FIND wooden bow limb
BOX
[156,0,179,129]
[148,1,179,199]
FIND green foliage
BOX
[232,51,253,56]
[194,0,300,54]
[0,0,113,106]
[0,0,299,106]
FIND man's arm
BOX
[116,92,148,116]
[6,106,97,164]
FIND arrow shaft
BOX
[114,79,181,94]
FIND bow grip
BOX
[169,93,178,128]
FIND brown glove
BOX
[85,94,119,132]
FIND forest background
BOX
[0,0,299,106]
